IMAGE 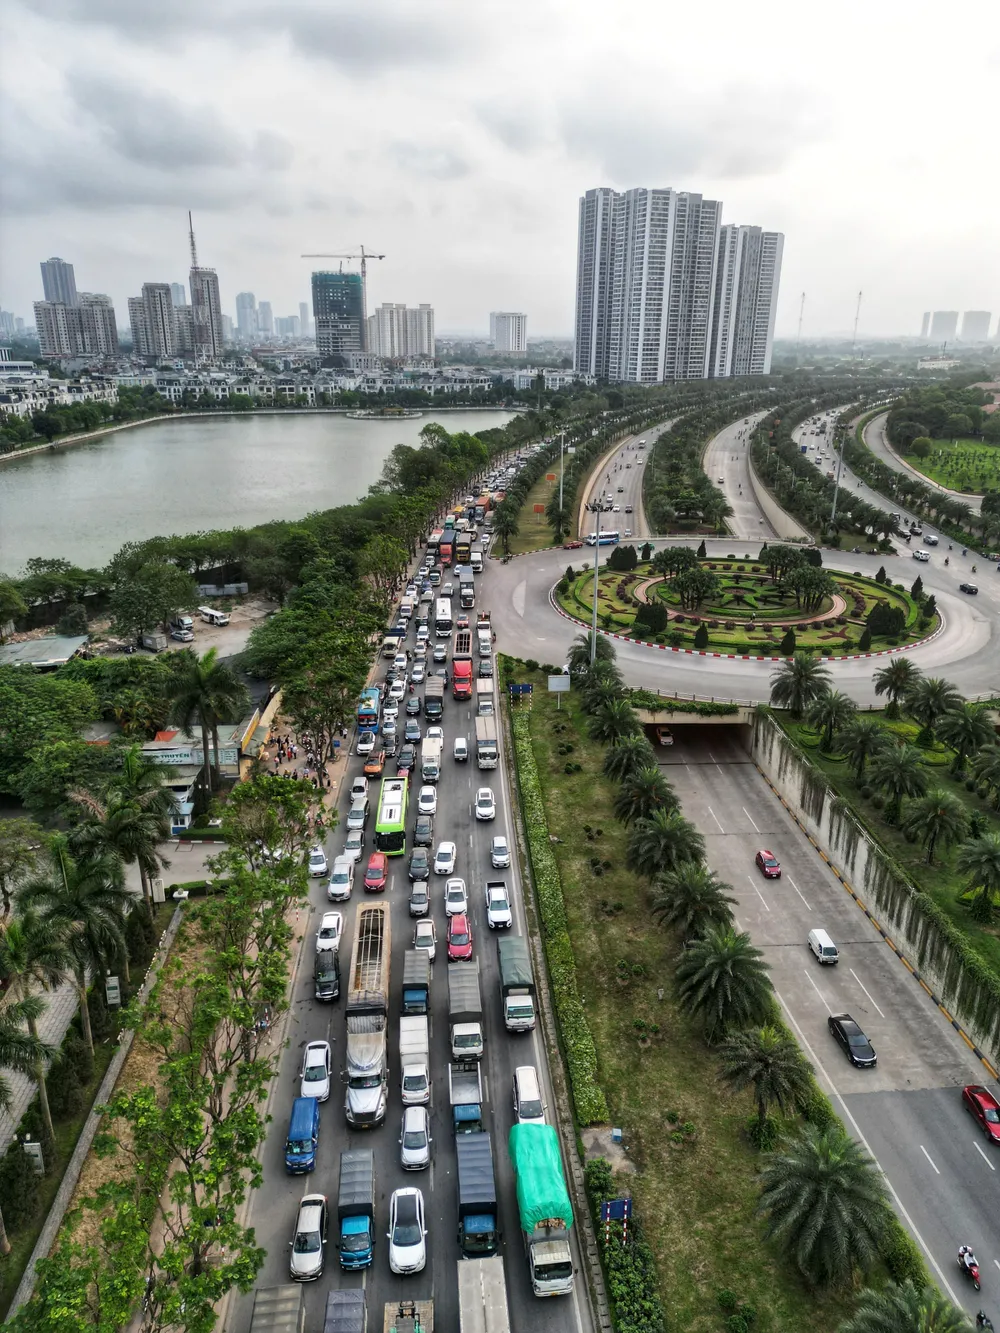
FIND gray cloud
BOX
[387,142,470,181]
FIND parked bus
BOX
[435,597,454,638]
[357,687,381,733]
[584,530,621,546]
[375,776,408,855]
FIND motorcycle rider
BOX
[960,1245,978,1274]
[945,557,950,566]
[972,565,978,573]
[976,1312,994,1331]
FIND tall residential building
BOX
[189,266,223,359]
[960,310,992,341]
[173,304,195,354]
[141,282,176,358]
[930,310,959,341]
[257,301,274,337]
[407,304,434,357]
[78,293,119,357]
[709,226,783,377]
[299,301,312,339]
[128,297,149,356]
[490,312,527,354]
[33,301,84,357]
[920,311,931,339]
[235,292,257,339]
[275,315,301,337]
[221,314,234,344]
[171,282,187,307]
[311,271,363,359]
[0,310,16,337]
[367,303,408,358]
[40,257,78,307]
[574,188,617,379]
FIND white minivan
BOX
[513,1066,546,1125]
[807,928,839,965]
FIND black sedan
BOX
[404,719,422,744]
[405,695,422,716]
[413,814,434,847]
[958,583,978,595]
[396,744,417,775]
[408,848,430,882]
[828,1013,877,1067]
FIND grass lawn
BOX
[902,438,1000,494]
[510,470,560,553]
[519,674,856,1332]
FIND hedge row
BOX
[510,709,610,1125]
[627,689,739,716]
[584,1158,667,1333]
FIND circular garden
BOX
[555,548,937,656]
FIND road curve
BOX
[863,412,983,512]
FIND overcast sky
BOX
[1,0,998,340]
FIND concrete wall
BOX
[746,449,812,542]
[750,710,1000,1067]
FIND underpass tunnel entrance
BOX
[636,712,755,770]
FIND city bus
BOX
[435,597,454,638]
[357,687,381,733]
[585,530,621,546]
[426,529,443,559]
[375,776,408,855]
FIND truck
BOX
[382,626,405,657]
[383,1301,433,1333]
[456,533,473,566]
[401,948,430,1015]
[399,595,415,621]
[421,736,443,782]
[476,679,494,717]
[249,1286,304,1333]
[400,1014,430,1105]
[457,564,475,608]
[456,1134,500,1259]
[140,630,167,652]
[508,1124,574,1297]
[469,544,484,574]
[458,1257,510,1332]
[448,1060,484,1134]
[324,1291,366,1333]
[448,959,484,1059]
[345,904,391,1127]
[476,625,492,660]
[452,629,474,700]
[475,717,498,769]
[423,677,444,723]
[337,1148,376,1270]
[440,528,455,567]
[497,936,536,1032]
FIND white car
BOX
[411,663,426,685]
[425,726,444,743]
[307,846,328,878]
[417,785,438,816]
[486,882,513,929]
[387,1187,427,1274]
[393,652,408,672]
[389,679,407,702]
[454,736,469,762]
[356,732,376,756]
[382,702,399,722]
[289,1193,328,1282]
[612,504,621,513]
[434,841,457,876]
[400,1106,432,1170]
[444,876,468,915]
[413,918,437,962]
[316,910,343,951]
[383,716,398,739]
[170,628,194,642]
[912,550,930,562]
[300,1041,332,1102]
[342,829,365,863]
[413,643,428,661]
[491,834,511,869]
[475,788,496,821]
[350,775,369,802]
[327,857,353,902]
[416,626,430,646]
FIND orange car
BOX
[363,747,387,777]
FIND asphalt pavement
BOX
[862,412,983,514]
[702,413,772,539]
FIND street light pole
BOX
[585,499,611,666]
[830,427,847,526]
[559,430,565,516]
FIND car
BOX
[623,528,632,538]
[408,881,430,916]
[444,876,468,915]
[300,1041,332,1101]
[387,1186,427,1275]
[396,744,417,775]
[342,828,365,863]
[413,918,437,961]
[434,841,457,875]
[490,834,511,869]
[447,912,473,961]
[316,911,343,951]
[410,663,426,685]
[656,726,674,746]
[923,533,939,545]
[327,855,354,900]
[456,613,470,629]
[417,785,438,815]
[404,719,422,744]
[563,540,584,549]
[432,643,448,663]
[170,628,194,642]
[350,775,369,802]
[617,486,624,493]
[912,550,930,562]
[388,679,407,702]
[962,1084,1000,1143]
[717,476,724,484]
[755,849,781,878]
[356,731,376,756]
[399,1105,432,1170]
[364,852,388,892]
[408,845,431,881]
[363,747,387,777]
[453,736,469,762]
[478,658,494,678]
[475,788,496,821]
[406,694,422,716]
[416,626,430,646]
[486,882,513,929]
[307,846,329,878]
[383,716,398,740]
[425,725,444,743]
[413,643,428,661]
[611,504,621,513]
[413,813,434,847]
[346,799,369,831]
[625,505,633,513]
[393,652,408,672]
[289,1193,328,1281]
[828,1013,877,1067]
[382,701,399,722]
[959,583,979,595]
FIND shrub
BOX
[746,1113,779,1151]
[0,1141,42,1232]
[871,793,885,810]
[779,627,796,655]
[693,623,709,650]
[524,658,539,671]
[47,1055,86,1121]
[882,1216,929,1286]
[584,1157,667,1333]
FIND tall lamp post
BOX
[585,498,614,666]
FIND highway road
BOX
[702,412,773,539]
[579,423,653,539]
[863,412,983,514]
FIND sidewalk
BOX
[0,979,81,1156]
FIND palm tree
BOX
[838,1280,972,1333]
[806,688,857,751]
[873,657,922,719]
[0,997,56,1255]
[837,717,889,782]
[627,808,706,880]
[936,704,996,776]
[899,789,969,864]
[769,653,832,719]
[870,742,928,824]
[675,925,773,1041]
[757,1122,893,1286]
[905,676,964,738]
[613,766,676,827]
[70,787,171,910]
[168,647,247,796]
[568,631,616,676]
[972,747,1000,809]
[490,504,519,556]
[19,839,131,1055]
[650,864,736,940]
[718,1023,813,1135]
[0,910,72,1140]
[602,735,658,784]
[587,699,641,745]
[955,832,1000,923]
[579,679,622,715]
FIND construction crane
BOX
[301,246,385,348]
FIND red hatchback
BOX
[755,849,781,879]
[962,1084,1000,1144]
[364,852,388,893]
[447,912,473,961]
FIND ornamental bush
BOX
[584,1158,667,1333]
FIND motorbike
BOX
[976,1313,994,1331]
[960,1252,982,1291]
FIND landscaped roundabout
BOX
[554,543,938,657]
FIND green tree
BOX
[672,566,719,611]
[0,816,44,922]
[587,699,641,745]
[718,1023,813,1136]
[955,832,1000,923]
[567,630,616,675]
[358,534,409,608]
[651,546,697,578]
[905,676,964,737]
[612,765,676,827]
[900,789,969,865]
[870,743,928,824]
[807,689,857,751]
[675,925,773,1042]
[769,653,832,718]
[282,636,369,763]
[627,808,706,880]
[936,704,996,775]
[779,627,796,656]
[837,717,888,782]
[837,1279,971,1333]
[872,657,921,719]
[0,580,28,642]
[649,863,736,940]
[602,734,658,784]
[219,773,315,870]
[0,910,71,1140]
[108,561,197,638]
[168,647,248,795]
[490,502,520,556]
[757,1123,893,1286]
[0,997,55,1255]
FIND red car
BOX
[962,1084,1000,1144]
[562,540,584,549]
[456,613,470,630]
[447,912,473,961]
[755,849,781,879]
[364,852,388,893]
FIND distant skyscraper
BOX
[189,264,223,359]
[40,257,78,307]
[299,301,311,338]
[171,282,187,307]
[235,292,257,339]
[920,311,931,338]
[33,301,84,357]
[930,310,959,341]
[173,304,195,354]
[128,297,149,357]
[0,310,16,338]
[312,272,363,358]
[275,315,301,337]
[221,314,234,344]
[141,283,176,358]
[574,188,617,379]
[257,301,274,337]
[709,226,783,377]
[491,312,527,354]
[960,311,992,341]
[78,293,119,357]
[407,304,435,357]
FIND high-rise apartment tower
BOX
[40,257,78,307]
[490,312,527,354]
[312,271,364,359]
[709,226,783,377]
[960,311,992,341]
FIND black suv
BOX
[413,814,434,847]
[408,847,430,881]
[396,744,417,775]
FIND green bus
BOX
[375,776,408,855]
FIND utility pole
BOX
[830,425,847,527]
[585,498,613,665]
[796,292,805,362]
[851,290,863,358]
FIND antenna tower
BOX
[797,292,806,342]
[188,211,199,270]
[851,290,863,356]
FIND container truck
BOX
[421,736,443,782]
[249,1286,304,1333]
[401,949,430,1015]
[448,959,484,1059]
[457,565,475,608]
[140,630,167,652]
[456,1134,500,1259]
[337,1148,376,1270]
[452,630,474,700]
[399,1014,430,1106]
[475,717,498,769]
[345,904,390,1127]
[508,1123,574,1297]
[456,533,473,565]
[423,677,444,723]
[476,679,494,717]
[497,936,536,1032]
[383,1301,433,1333]
[324,1290,366,1333]
[470,545,484,574]
[448,1060,484,1134]
[457,1257,510,1332]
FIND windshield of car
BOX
[983,1106,999,1122]
[392,1201,421,1245]
[520,1097,543,1120]
[403,1128,427,1149]
[293,1227,321,1253]
[403,1073,426,1092]
[450,928,469,945]
[304,1063,326,1081]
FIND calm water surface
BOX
[0,410,514,573]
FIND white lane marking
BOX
[920,1145,940,1175]
[849,969,886,1019]
[707,806,725,833]
[746,875,771,911]
[803,968,828,1005]
[742,806,760,832]
[787,875,812,911]
[974,1141,996,1171]
[995,1258,1000,1274]
[773,987,961,1304]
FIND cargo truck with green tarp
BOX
[508,1123,574,1297]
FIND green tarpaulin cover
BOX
[508,1123,573,1230]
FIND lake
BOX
[0,410,515,573]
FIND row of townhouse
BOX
[0,373,119,417]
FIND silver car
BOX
[399,1105,432,1170]
[289,1193,327,1281]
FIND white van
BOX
[513,1066,546,1125]
[807,928,839,965]
[198,606,231,627]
